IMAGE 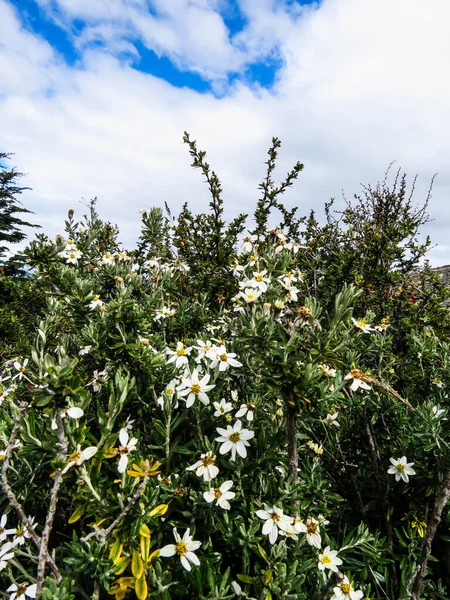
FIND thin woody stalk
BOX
[286,389,299,485]
[407,469,450,599]
[36,410,68,595]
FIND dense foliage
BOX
[1,136,450,600]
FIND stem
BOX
[36,411,68,595]
[408,470,450,599]
[286,389,299,485]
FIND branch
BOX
[0,402,62,582]
[36,410,68,594]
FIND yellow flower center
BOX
[271,513,280,522]
[175,541,187,556]
[201,455,216,466]
[118,446,129,455]
[219,354,228,362]
[16,525,24,537]
[256,275,263,282]
[321,555,332,564]
[249,255,257,262]
[0,455,5,462]
[166,388,174,396]
[177,348,186,356]
[341,583,351,594]
[307,522,318,534]
[350,368,366,379]
[93,295,100,301]
[68,451,81,462]
[229,432,241,443]
[358,320,366,327]
[191,384,201,395]
[214,488,222,498]
[396,463,405,473]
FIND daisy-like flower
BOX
[209,346,242,372]
[89,295,104,310]
[318,546,343,573]
[432,377,444,388]
[304,517,322,548]
[431,405,446,419]
[78,345,92,356]
[343,369,371,392]
[323,413,340,427]
[215,420,254,461]
[101,252,115,266]
[186,451,219,481]
[351,317,374,334]
[12,358,29,381]
[0,514,15,542]
[238,288,262,304]
[178,369,215,407]
[160,528,201,571]
[61,445,98,474]
[319,363,337,377]
[0,542,14,570]
[195,340,216,362]
[213,398,233,417]
[241,234,257,253]
[7,582,37,600]
[12,517,35,547]
[248,270,270,293]
[157,379,179,409]
[331,575,364,600]
[117,428,138,473]
[387,456,416,482]
[235,402,256,422]
[166,342,193,369]
[65,249,82,265]
[51,405,84,430]
[203,480,235,510]
[256,504,294,545]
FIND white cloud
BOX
[1,0,450,264]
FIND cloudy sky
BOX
[1,0,450,264]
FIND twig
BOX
[406,469,450,599]
[36,410,68,594]
[81,475,148,544]
[1,402,62,582]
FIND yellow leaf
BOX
[148,504,168,518]
[68,505,85,524]
[113,557,129,575]
[140,534,150,564]
[109,539,123,563]
[132,549,144,579]
[265,570,273,584]
[135,574,148,600]
[139,523,151,538]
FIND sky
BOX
[1,0,450,264]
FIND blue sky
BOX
[16,0,319,93]
[2,0,450,264]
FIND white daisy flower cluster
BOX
[58,239,82,265]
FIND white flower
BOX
[304,517,322,548]
[323,413,340,427]
[248,270,270,292]
[331,575,364,600]
[12,358,29,381]
[344,369,371,392]
[351,317,374,334]
[256,504,294,545]
[241,234,257,253]
[157,379,179,409]
[209,346,242,371]
[196,340,216,362]
[0,542,14,570]
[51,406,84,430]
[166,342,193,369]
[78,345,92,356]
[7,582,37,599]
[318,546,343,573]
[89,295,104,310]
[431,405,446,419]
[12,517,35,547]
[203,480,235,510]
[117,428,138,473]
[238,288,262,303]
[215,420,254,461]
[213,398,233,417]
[101,252,115,266]
[120,414,136,430]
[160,527,201,571]
[186,451,219,481]
[388,456,416,482]
[235,402,256,422]
[61,445,98,474]
[178,369,215,407]
[0,514,15,542]
[65,249,82,265]
[432,378,444,388]
[319,363,337,377]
